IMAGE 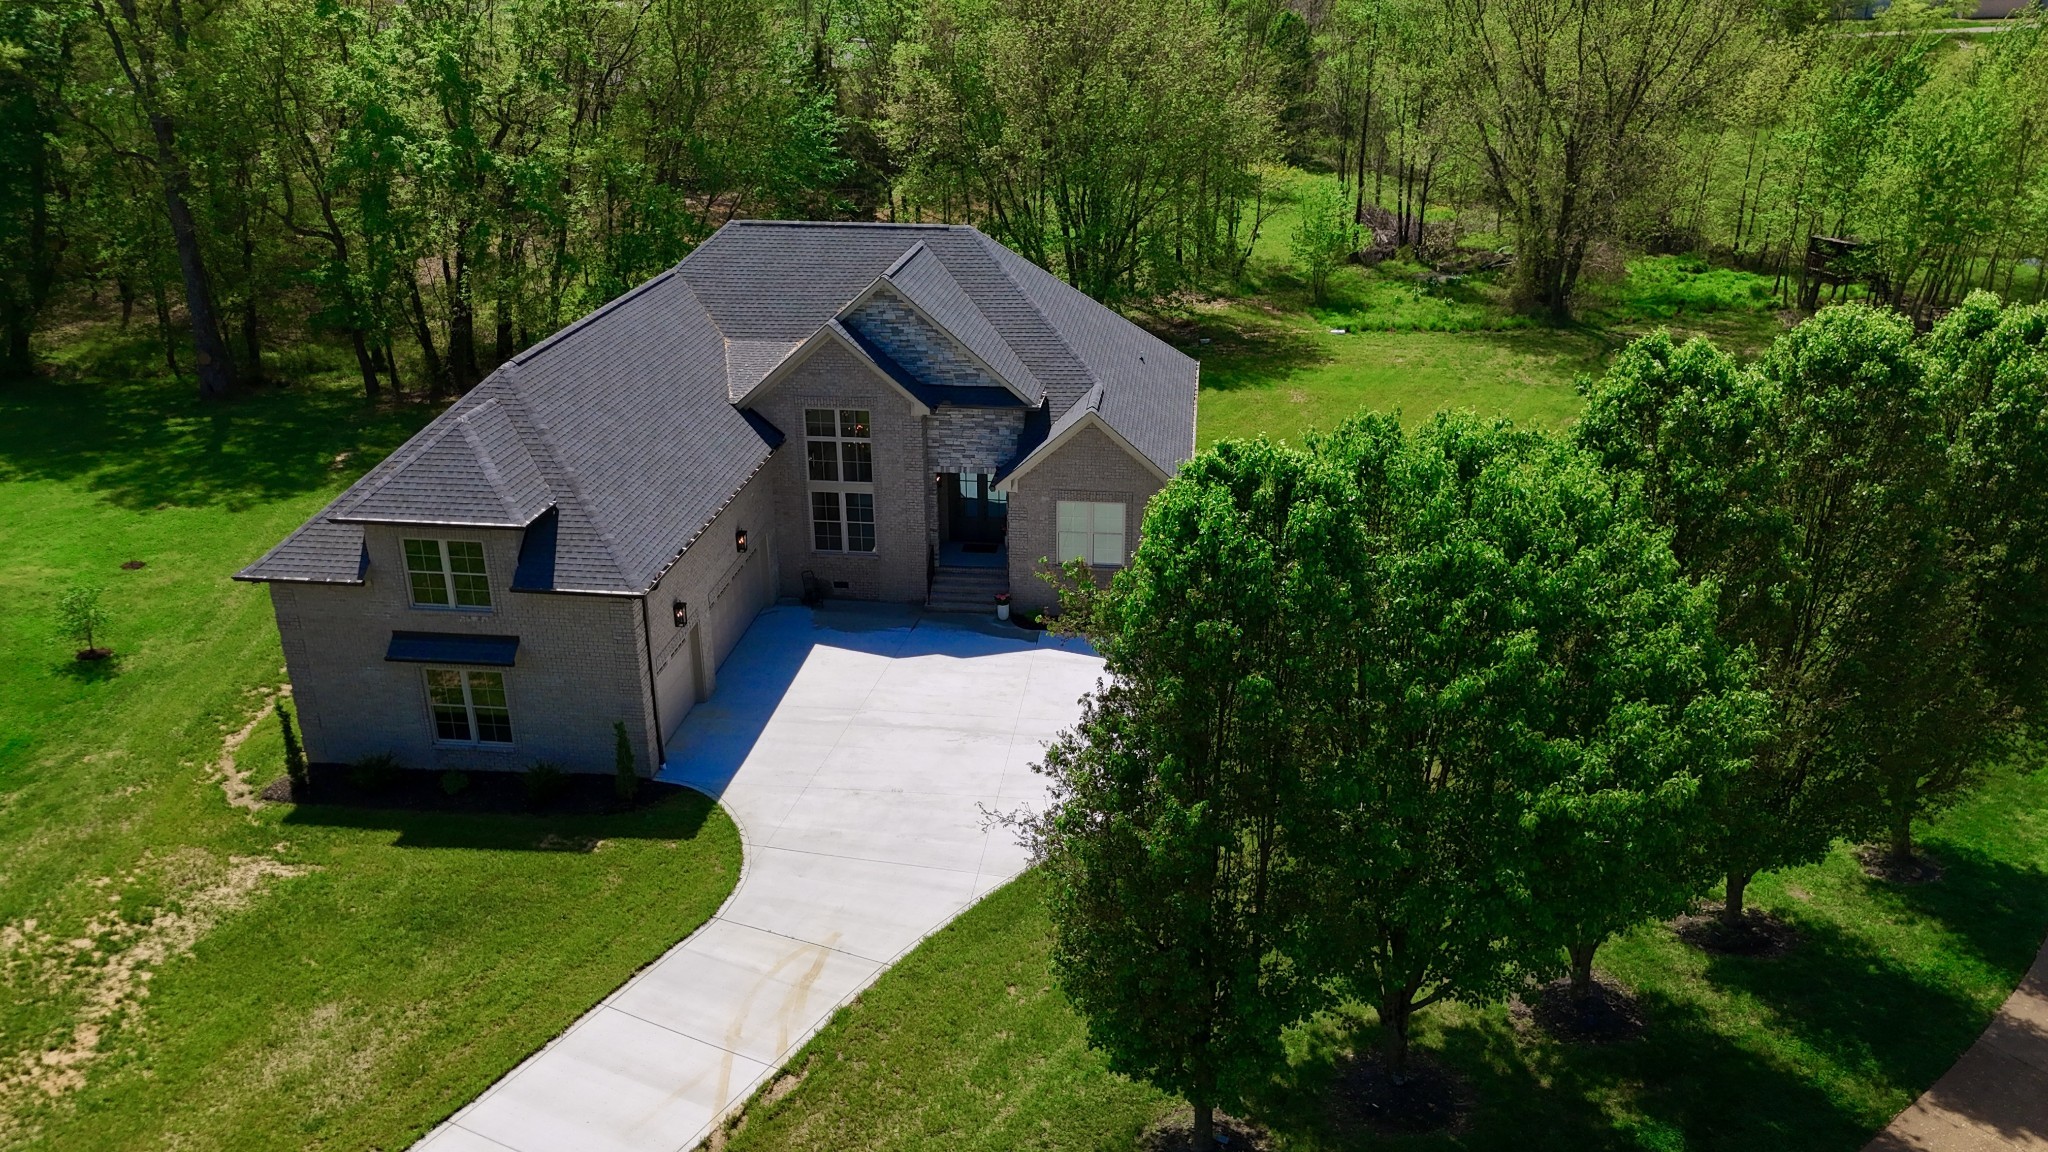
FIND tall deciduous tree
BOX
[84,0,240,398]
[1443,0,1750,319]
[0,0,78,378]
[887,0,1277,300]
[1032,438,1342,1151]
[1307,412,1754,1064]
[1577,308,1969,901]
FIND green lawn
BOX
[716,256,2048,1151]
[718,763,2048,1152]
[0,332,741,1151]
[1163,242,1789,447]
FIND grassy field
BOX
[0,332,741,1151]
[1161,203,1790,446]
[718,762,2048,1152]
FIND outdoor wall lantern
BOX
[673,599,688,628]
[735,528,749,554]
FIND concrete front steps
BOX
[927,565,1008,614]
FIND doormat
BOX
[962,542,1000,554]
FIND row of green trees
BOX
[0,0,1294,392]
[1033,293,2048,1149]
[1305,0,2048,318]
[5,0,2045,390]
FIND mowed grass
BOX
[0,330,740,1151]
[719,255,2046,1150]
[716,761,2048,1152]
[1159,250,1789,448]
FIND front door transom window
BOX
[806,408,875,553]
[425,668,513,745]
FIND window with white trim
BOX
[424,668,513,745]
[403,538,492,608]
[1057,501,1127,567]
[806,408,876,552]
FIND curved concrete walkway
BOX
[1865,933,2048,1151]
[415,605,1102,1152]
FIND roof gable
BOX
[241,221,1197,592]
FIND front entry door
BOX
[944,472,1008,545]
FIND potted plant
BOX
[994,590,1011,622]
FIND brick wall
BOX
[272,524,656,775]
[1004,423,1167,614]
[639,473,779,749]
[751,340,934,603]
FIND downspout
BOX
[637,594,664,777]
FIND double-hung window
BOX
[404,538,492,608]
[805,408,876,553]
[424,668,513,745]
[1056,501,1127,567]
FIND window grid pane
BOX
[806,441,839,482]
[426,670,473,741]
[846,493,875,552]
[447,540,491,608]
[840,410,870,438]
[405,539,451,605]
[841,442,872,483]
[468,672,513,744]
[812,492,843,551]
[805,409,837,438]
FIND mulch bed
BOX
[1856,845,1945,885]
[74,648,113,661]
[1672,903,1800,958]
[1139,1108,1271,1151]
[1326,1050,1472,1137]
[258,762,696,816]
[1512,974,1646,1044]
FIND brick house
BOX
[236,221,1198,775]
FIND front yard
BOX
[0,344,740,1151]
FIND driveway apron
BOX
[414,605,1103,1152]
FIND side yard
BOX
[716,763,2048,1152]
[0,342,741,1151]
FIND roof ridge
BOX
[512,266,690,368]
[722,219,964,230]
[971,232,1095,407]
[882,240,929,278]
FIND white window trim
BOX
[424,667,515,748]
[403,538,494,611]
[1056,500,1128,568]
[805,408,877,554]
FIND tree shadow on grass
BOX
[278,786,718,851]
[1881,843,2048,981]
[1138,310,1333,394]
[0,337,433,512]
[1249,992,1878,1152]
[1687,913,1994,1120]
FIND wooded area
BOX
[2,0,2045,395]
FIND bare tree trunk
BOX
[1567,939,1599,1002]
[1722,870,1752,927]
[1191,1101,1215,1151]
[92,0,238,400]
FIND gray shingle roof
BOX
[240,221,1197,592]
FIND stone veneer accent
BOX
[928,406,1028,475]
[844,287,1015,395]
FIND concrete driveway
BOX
[415,604,1103,1152]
